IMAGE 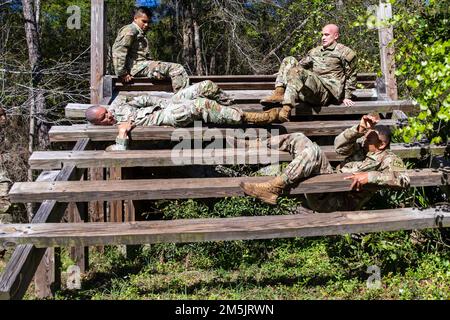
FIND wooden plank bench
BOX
[49,119,397,142]
[116,88,379,102]
[28,144,447,170]
[1,206,449,248]
[65,100,418,119]
[112,73,378,91]
[8,169,448,203]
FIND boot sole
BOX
[239,182,278,205]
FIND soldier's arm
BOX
[108,121,135,151]
[368,156,410,188]
[128,95,161,108]
[113,28,136,77]
[334,125,364,156]
[343,48,357,100]
[298,49,314,69]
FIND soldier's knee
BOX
[290,132,308,141]
[170,63,187,75]
[201,80,217,89]
[282,56,298,65]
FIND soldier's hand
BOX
[120,74,133,83]
[358,114,379,133]
[345,172,369,191]
[117,120,135,138]
[342,98,355,107]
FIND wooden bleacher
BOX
[1,72,447,301]
[8,169,448,203]
[1,0,448,300]
[2,206,450,248]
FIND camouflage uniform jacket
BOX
[334,125,410,187]
[112,22,152,77]
[108,95,165,126]
[305,125,410,212]
[298,42,357,100]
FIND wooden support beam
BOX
[90,0,106,104]
[0,139,89,300]
[48,119,396,142]
[377,1,398,100]
[29,144,447,170]
[34,171,62,299]
[108,167,123,223]
[65,100,418,119]
[8,169,448,203]
[68,202,89,273]
[1,207,449,247]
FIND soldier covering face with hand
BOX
[240,113,410,212]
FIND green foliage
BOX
[392,0,450,144]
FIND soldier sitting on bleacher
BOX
[261,24,357,122]
[240,114,410,212]
[112,6,189,93]
[85,80,283,150]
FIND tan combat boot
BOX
[243,108,280,125]
[278,105,293,122]
[240,176,287,205]
[260,87,285,106]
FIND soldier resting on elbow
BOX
[261,24,357,122]
[85,80,284,150]
[240,114,410,212]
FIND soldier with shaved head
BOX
[261,24,358,122]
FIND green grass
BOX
[40,232,450,300]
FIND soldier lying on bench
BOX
[85,80,283,150]
[240,114,410,212]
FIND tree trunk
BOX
[209,54,216,75]
[22,0,47,220]
[226,37,231,74]
[22,0,48,151]
[193,19,204,75]
[182,4,194,72]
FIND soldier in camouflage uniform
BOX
[85,80,281,150]
[240,114,410,211]
[0,107,11,223]
[112,7,189,92]
[261,24,357,122]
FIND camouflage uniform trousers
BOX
[171,80,234,106]
[264,132,375,213]
[275,56,334,107]
[144,98,243,127]
[132,60,189,93]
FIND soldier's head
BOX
[363,125,391,152]
[322,24,340,48]
[133,7,152,32]
[0,107,6,126]
[86,106,117,126]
